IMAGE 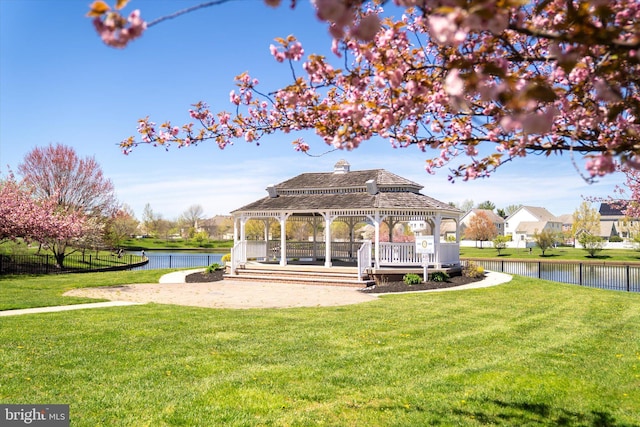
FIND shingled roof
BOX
[232,161,460,215]
[274,169,423,193]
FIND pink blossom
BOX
[444,69,464,97]
[270,44,286,62]
[586,155,617,177]
[521,108,557,134]
[313,0,348,24]
[351,14,381,42]
[428,13,467,46]
[229,90,241,105]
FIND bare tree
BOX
[180,204,205,228]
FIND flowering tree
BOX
[0,174,85,252]
[463,210,497,247]
[104,205,139,249]
[17,144,117,266]
[91,0,639,182]
[608,165,640,218]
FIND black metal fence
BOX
[0,253,225,275]
[0,254,145,275]
[463,258,640,292]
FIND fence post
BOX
[627,265,631,292]
[169,255,172,269]
[579,263,583,286]
[46,255,49,274]
[538,262,541,279]
[89,254,92,269]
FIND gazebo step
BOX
[224,273,371,288]
[238,268,360,279]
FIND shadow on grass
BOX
[586,255,613,260]
[453,399,633,426]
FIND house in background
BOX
[460,209,505,237]
[557,213,574,245]
[197,215,234,240]
[599,203,638,240]
[505,206,562,246]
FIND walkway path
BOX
[1,270,512,316]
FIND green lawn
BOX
[461,245,640,263]
[0,270,170,310]
[1,273,639,425]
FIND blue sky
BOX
[0,0,625,220]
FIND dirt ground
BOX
[64,280,379,309]
[64,271,510,310]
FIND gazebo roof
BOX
[275,168,423,193]
[231,161,461,216]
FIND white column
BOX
[312,216,319,261]
[324,213,333,267]
[240,216,247,242]
[263,219,270,242]
[233,216,239,243]
[279,214,288,266]
[434,213,442,268]
[374,213,381,269]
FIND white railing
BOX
[246,241,268,260]
[378,242,460,267]
[230,241,246,275]
[439,242,460,266]
[266,240,363,260]
[357,241,372,281]
[378,242,423,265]
[236,240,459,269]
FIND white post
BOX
[434,213,442,268]
[324,213,333,267]
[279,214,287,266]
[422,253,428,282]
[240,216,247,242]
[374,213,381,269]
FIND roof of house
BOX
[232,161,461,215]
[557,213,573,224]
[515,221,548,235]
[599,221,617,237]
[599,202,625,217]
[508,206,560,222]
[463,209,505,224]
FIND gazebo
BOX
[230,161,463,280]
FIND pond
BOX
[127,251,225,270]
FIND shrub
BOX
[221,253,231,263]
[430,271,450,282]
[403,273,422,285]
[463,261,485,278]
[609,235,623,242]
[205,263,222,273]
[578,233,605,257]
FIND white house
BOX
[599,203,639,241]
[505,206,562,245]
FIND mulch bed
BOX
[185,270,224,283]
[186,269,483,293]
[360,275,482,293]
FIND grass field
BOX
[1,272,639,425]
[461,245,640,263]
